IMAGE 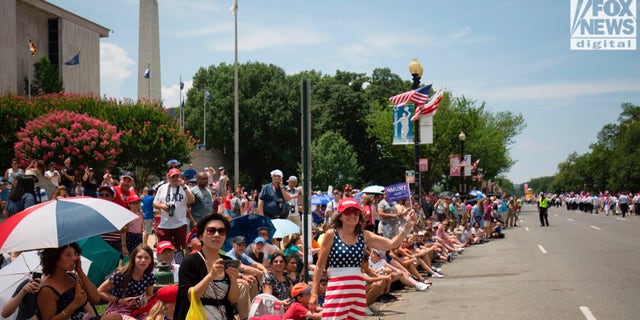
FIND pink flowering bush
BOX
[14,111,122,171]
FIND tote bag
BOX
[186,288,207,320]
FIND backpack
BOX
[232,198,241,214]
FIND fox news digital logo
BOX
[570,0,637,50]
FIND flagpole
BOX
[179,75,183,132]
[147,63,151,101]
[27,36,31,100]
[203,90,206,149]
[233,0,240,187]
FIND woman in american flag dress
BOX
[310,197,417,320]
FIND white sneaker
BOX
[434,267,442,273]
[415,282,430,291]
[432,272,445,278]
[365,306,374,316]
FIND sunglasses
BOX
[341,209,360,217]
[204,227,227,236]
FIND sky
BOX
[49,0,640,185]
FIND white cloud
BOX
[483,80,640,101]
[100,42,135,99]
[161,80,193,108]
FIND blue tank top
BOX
[327,229,365,268]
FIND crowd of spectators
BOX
[2,157,525,319]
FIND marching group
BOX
[1,158,518,320]
[558,192,640,218]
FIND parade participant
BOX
[174,213,240,320]
[153,168,195,252]
[37,243,122,320]
[310,197,417,319]
[256,169,292,219]
[98,244,156,319]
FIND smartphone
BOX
[221,260,240,269]
[32,272,42,280]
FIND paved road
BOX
[369,205,640,320]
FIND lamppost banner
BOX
[464,155,472,176]
[450,155,460,177]
[392,104,414,145]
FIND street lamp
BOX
[458,131,466,194]
[409,58,423,198]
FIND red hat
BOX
[291,283,312,298]
[131,285,178,317]
[168,168,181,177]
[156,241,175,254]
[127,194,141,204]
[337,197,360,213]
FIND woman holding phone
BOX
[174,213,240,319]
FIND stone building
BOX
[0,0,109,95]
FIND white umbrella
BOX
[0,197,139,254]
[361,185,385,195]
[270,219,300,238]
[0,251,92,318]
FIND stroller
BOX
[248,293,285,320]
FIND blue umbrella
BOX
[166,159,181,166]
[468,190,486,198]
[311,193,332,205]
[223,214,276,252]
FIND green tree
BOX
[310,131,363,190]
[552,103,640,193]
[0,93,196,190]
[28,56,64,95]
[185,62,299,189]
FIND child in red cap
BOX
[131,284,178,319]
[283,283,322,320]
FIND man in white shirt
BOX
[153,168,194,252]
[324,190,342,225]
[44,162,60,187]
[285,176,302,229]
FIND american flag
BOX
[28,38,37,56]
[472,159,480,171]
[389,84,432,107]
[411,89,444,121]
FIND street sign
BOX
[406,170,415,184]
[419,158,428,172]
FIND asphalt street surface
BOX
[369,204,640,320]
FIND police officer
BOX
[538,192,549,227]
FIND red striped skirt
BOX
[322,267,366,320]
